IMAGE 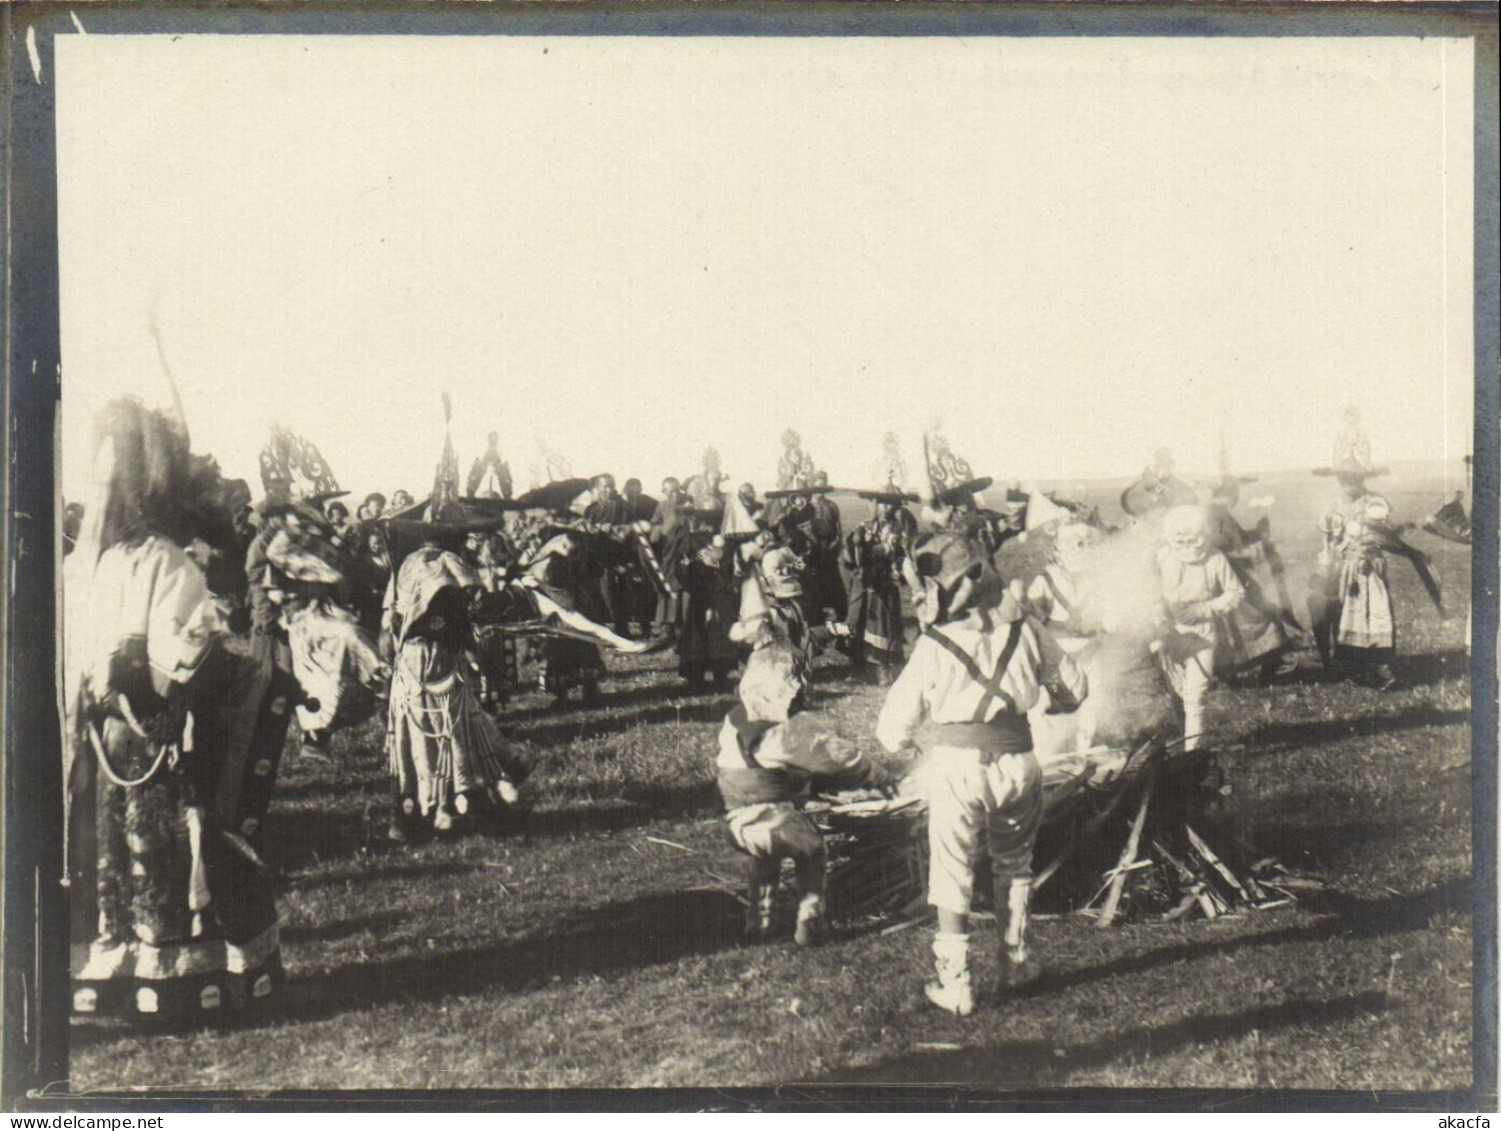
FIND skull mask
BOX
[1163,505,1210,564]
[759,546,804,600]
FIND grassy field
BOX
[69,472,1481,1096]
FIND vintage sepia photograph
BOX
[3,0,1495,1112]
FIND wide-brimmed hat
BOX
[763,486,836,499]
[936,477,992,507]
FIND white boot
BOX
[924,932,975,1016]
[793,893,827,948]
[998,878,1039,990]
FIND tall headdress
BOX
[466,430,514,499]
[1314,405,1387,480]
[1332,405,1372,473]
[924,427,975,494]
[676,446,726,514]
[428,392,461,519]
[1206,432,1257,503]
[876,431,908,492]
[701,446,723,484]
[776,429,818,490]
[528,437,573,490]
[258,426,340,506]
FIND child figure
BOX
[877,533,1088,1016]
[1156,505,1245,756]
[716,643,884,945]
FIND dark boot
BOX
[744,859,778,941]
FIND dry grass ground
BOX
[69,472,1482,1098]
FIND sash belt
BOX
[928,717,1033,755]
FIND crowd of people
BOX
[61,398,1461,1025]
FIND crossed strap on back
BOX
[1043,567,1075,618]
[921,616,1025,722]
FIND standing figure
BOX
[584,474,634,637]
[465,527,521,709]
[352,524,393,639]
[806,473,848,624]
[65,398,283,1023]
[384,520,525,840]
[842,494,911,684]
[520,525,610,706]
[243,505,321,773]
[768,490,839,629]
[877,533,1087,1015]
[621,478,662,633]
[1309,466,1441,690]
[1205,478,1299,682]
[677,529,742,689]
[650,478,693,643]
[717,644,884,945]
[1156,505,1245,757]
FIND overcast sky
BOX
[56,34,1474,500]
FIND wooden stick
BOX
[878,915,929,937]
[1034,851,1070,891]
[645,835,695,853]
[1162,890,1199,922]
[1097,772,1157,929]
[1047,749,1159,901]
[1185,825,1249,903]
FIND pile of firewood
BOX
[1035,742,1320,925]
[807,793,930,920]
[805,740,1319,930]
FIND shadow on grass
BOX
[499,676,730,725]
[286,858,487,894]
[261,803,396,874]
[277,887,744,1025]
[500,673,856,735]
[512,697,735,747]
[72,889,745,1049]
[1245,705,1470,755]
[811,991,1389,1085]
[281,908,411,945]
[1393,649,1473,690]
[521,781,721,835]
[1013,879,1471,1006]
